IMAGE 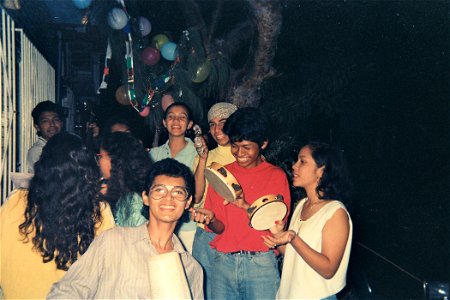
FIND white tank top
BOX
[277,198,353,299]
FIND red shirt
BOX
[204,161,291,252]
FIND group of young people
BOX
[1,99,353,300]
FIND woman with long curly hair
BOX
[98,131,152,227]
[263,141,353,300]
[0,132,115,299]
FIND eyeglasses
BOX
[149,184,189,202]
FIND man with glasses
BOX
[48,158,204,299]
[27,101,64,173]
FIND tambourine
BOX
[204,162,242,202]
[247,194,287,230]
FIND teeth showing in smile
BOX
[160,205,175,210]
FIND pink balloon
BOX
[139,106,150,117]
[161,94,174,111]
[141,47,160,66]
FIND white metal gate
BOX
[0,9,55,204]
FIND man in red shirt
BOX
[192,107,291,299]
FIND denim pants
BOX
[192,227,217,300]
[211,250,280,300]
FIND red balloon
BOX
[139,106,150,117]
[161,94,174,111]
[141,47,160,66]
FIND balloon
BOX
[160,42,178,61]
[141,47,160,66]
[123,22,131,34]
[161,94,174,111]
[137,17,152,37]
[115,85,130,106]
[152,34,169,50]
[192,60,212,83]
[107,8,128,30]
[72,0,92,9]
[139,106,151,117]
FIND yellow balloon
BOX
[152,34,169,50]
[192,60,212,83]
[115,85,130,106]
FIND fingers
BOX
[190,208,213,224]
[269,220,285,234]
[262,236,278,249]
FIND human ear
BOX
[34,124,40,132]
[185,196,192,210]
[316,166,325,181]
[162,119,167,129]
[142,191,149,206]
[187,120,193,130]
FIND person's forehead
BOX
[39,111,59,119]
[167,106,188,115]
[153,174,186,186]
[111,123,130,132]
[232,140,258,147]
[209,117,227,124]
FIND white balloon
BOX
[107,8,128,30]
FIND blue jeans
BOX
[211,250,280,300]
[322,295,337,300]
[192,227,217,300]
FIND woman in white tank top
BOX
[263,141,353,300]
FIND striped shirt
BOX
[48,223,204,299]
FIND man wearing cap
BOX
[27,101,64,173]
[191,102,237,299]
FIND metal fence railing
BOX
[0,8,54,204]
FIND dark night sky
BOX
[271,0,449,292]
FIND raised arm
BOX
[193,136,209,204]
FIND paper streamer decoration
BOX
[97,40,112,94]
[148,252,192,299]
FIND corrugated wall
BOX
[0,8,54,203]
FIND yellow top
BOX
[0,189,115,299]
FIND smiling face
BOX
[34,111,62,141]
[292,146,324,190]
[209,117,229,146]
[230,140,267,169]
[142,175,192,224]
[163,105,193,137]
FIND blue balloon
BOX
[160,42,178,61]
[72,0,92,9]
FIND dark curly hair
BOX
[308,141,352,202]
[19,132,103,271]
[144,158,195,198]
[223,107,270,147]
[100,132,152,207]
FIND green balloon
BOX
[152,34,169,50]
[192,60,212,83]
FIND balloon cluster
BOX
[103,5,212,118]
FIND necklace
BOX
[305,198,322,211]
